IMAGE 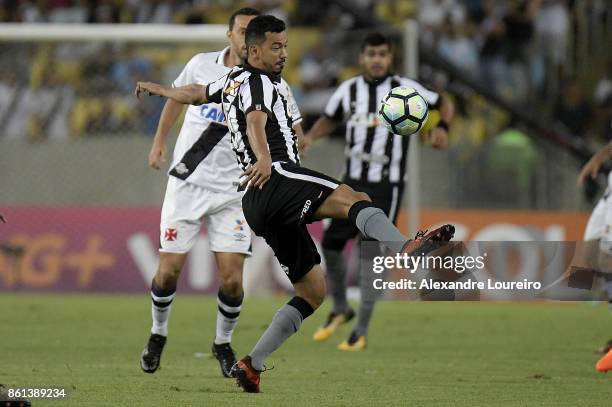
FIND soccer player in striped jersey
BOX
[304,32,455,351]
[136,15,454,392]
[139,8,304,378]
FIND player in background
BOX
[577,141,612,372]
[139,8,304,378]
[135,15,454,393]
[303,32,454,351]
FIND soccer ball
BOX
[378,86,429,136]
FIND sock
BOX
[150,280,176,337]
[214,288,243,345]
[355,299,376,337]
[355,247,382,337]
[323,248,349,314]
[249,296,314,371]
[348,201,406,252]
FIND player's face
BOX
[228,15,257,62]
[360,44,393,80]
[254,31,288,75]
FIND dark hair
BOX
[245,15,286,48]
[361,32,393,52]
[228,7,260,31]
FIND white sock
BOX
[214,289,243,345]
[150,281,176,337]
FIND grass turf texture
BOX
[2,295,612,406]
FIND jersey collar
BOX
[362,73,391,86]
[243,61,281,83]
[216,46,230,66]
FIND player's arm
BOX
[242,111,272,189]
[135,82,209,105]
[305,116,337,142]
[426,95,454,149]
[578,141,612,185]
[148,99,184,170]
[293,122,308,155]
[303,82,347,149]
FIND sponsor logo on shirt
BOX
[347,112,381,128]
[199,104,225,123]
[300,199,312,219]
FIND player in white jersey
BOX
[140,8,304,378]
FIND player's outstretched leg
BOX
[231,266,326,393]
[211,252,245,378]
[313,184,454,254]
[140,252,186,373]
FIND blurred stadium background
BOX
[1,0,611,295]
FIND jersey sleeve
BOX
[399,77,440,107]
[205,73,226,104]
[324,81,349,122]
[281,79,302,125]
[172,55,199,88]
[241,74,275,116]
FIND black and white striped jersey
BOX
[206,63,300,172]
[324,74,440,186]
[168,47,301,193]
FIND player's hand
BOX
[299,134,312,158]
[426,127,449,149]
[578,156,604,186]
[135,82,164,99]
[148,139,167,170]
[241,156,272,190]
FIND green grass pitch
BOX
[2,294,612,406]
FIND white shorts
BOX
[584,172,612,254]
[159,177,252,255]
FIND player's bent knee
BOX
[219,274,243,297]
[299,290,325,310]
[294,266,326,310]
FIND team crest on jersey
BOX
[174,163,189,175]
[280,264,290,276]
[164,228,178,241]
[224,80,241,96]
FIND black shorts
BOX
[321,179,404,251]
[242,162,340,283]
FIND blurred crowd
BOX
[0,0,609,147]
